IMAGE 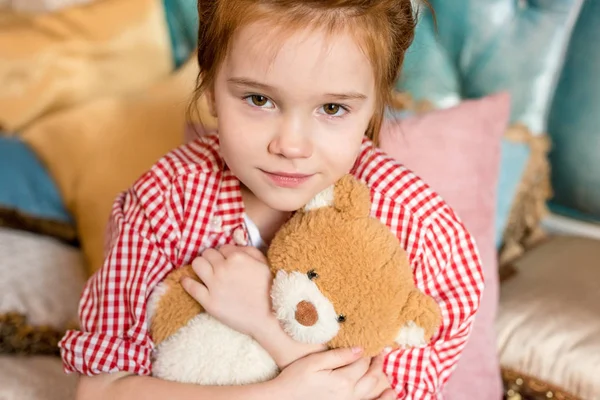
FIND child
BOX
[59,1,484,399]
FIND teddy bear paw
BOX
[395,321,426,348]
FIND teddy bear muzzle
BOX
[271,270,341,345]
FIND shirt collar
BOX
[202,131,246,233]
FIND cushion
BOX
[499,126,553,266]
[496,139,530,249]
[0,136,75,242]
[386,97,532,251]
[0,227,86,356]
[548,0,600,221]
[396,0,583,261]
[1,0,94,13]
[399,0,583,134]
[379,92,511,400]
[0,0,172,132]
[0,355,77,400]
[164,0,199,68]
[21,56,213,276]
[496,235,600,399]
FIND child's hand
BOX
[181,244,273,338]
[359,350,396,400]
[273,346,378,400]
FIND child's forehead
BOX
[222,20,375,93]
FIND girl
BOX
[59,1,484,399]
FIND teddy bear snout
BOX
[295,300,318,326]
[271,270,340,344]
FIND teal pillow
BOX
[496,140,530,247]
[0,136,76,242]
[398,10,461,109]
[163,0,199,68]
[547,0,600,221]
[399,0,584,133]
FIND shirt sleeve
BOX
[58,172,179,376]
[385,207,485,399]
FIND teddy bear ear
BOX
[303,174,371,217]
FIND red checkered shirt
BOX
[59,132,484,399]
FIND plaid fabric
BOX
[59,132,484,399]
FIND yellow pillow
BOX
[21,57,215,276]
[0,0,172,132]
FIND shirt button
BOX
[233,227,247,246]
[210,216,222,230]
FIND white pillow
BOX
[0,227,86,354]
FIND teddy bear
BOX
[146,174,441,385]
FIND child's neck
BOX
[240,185,291,245]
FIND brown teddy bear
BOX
[147,174,441,385]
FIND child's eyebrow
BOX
[228,77,367,101]
[323,92,367,101]
[228,77,275,92]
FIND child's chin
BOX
[263,192,315,212]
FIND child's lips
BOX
[262,170,314,188]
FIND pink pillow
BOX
[380,92,510,400]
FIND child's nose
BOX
[268,115,313,159]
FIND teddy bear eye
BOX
[337,314,346,323]
[307,270,319,280]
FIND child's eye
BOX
[244,95,274,109]
[320,103,348,117]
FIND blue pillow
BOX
[0,136,75,242]
[547,0,600,221]
[399,0,584,133]
[163,0,199,68]
[495,140,531,247]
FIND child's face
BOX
[211,21,376,212]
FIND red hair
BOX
[191,0,419,145]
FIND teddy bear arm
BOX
[149,265,205,346]
[393,289,442,348]
[411,291,442,341]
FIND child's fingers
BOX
[218,244,266,263]
[358,371,393,400]
[357,352,393,400]
[375,388,397,400]
[217,244,244,259]
[191,257,215,286]
[307,346,364,371]
[237,245,267,262]
[201,248,225,269]
[369,351,386,371]
[353,373,378,399]
[180,276,210,307]
[368,347,393,375]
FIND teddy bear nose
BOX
[295,300,318,326]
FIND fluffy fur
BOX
[148,174,441,384]
[148,265,279,385]
[152,311,278,385]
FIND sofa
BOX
[1,0,599,399]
